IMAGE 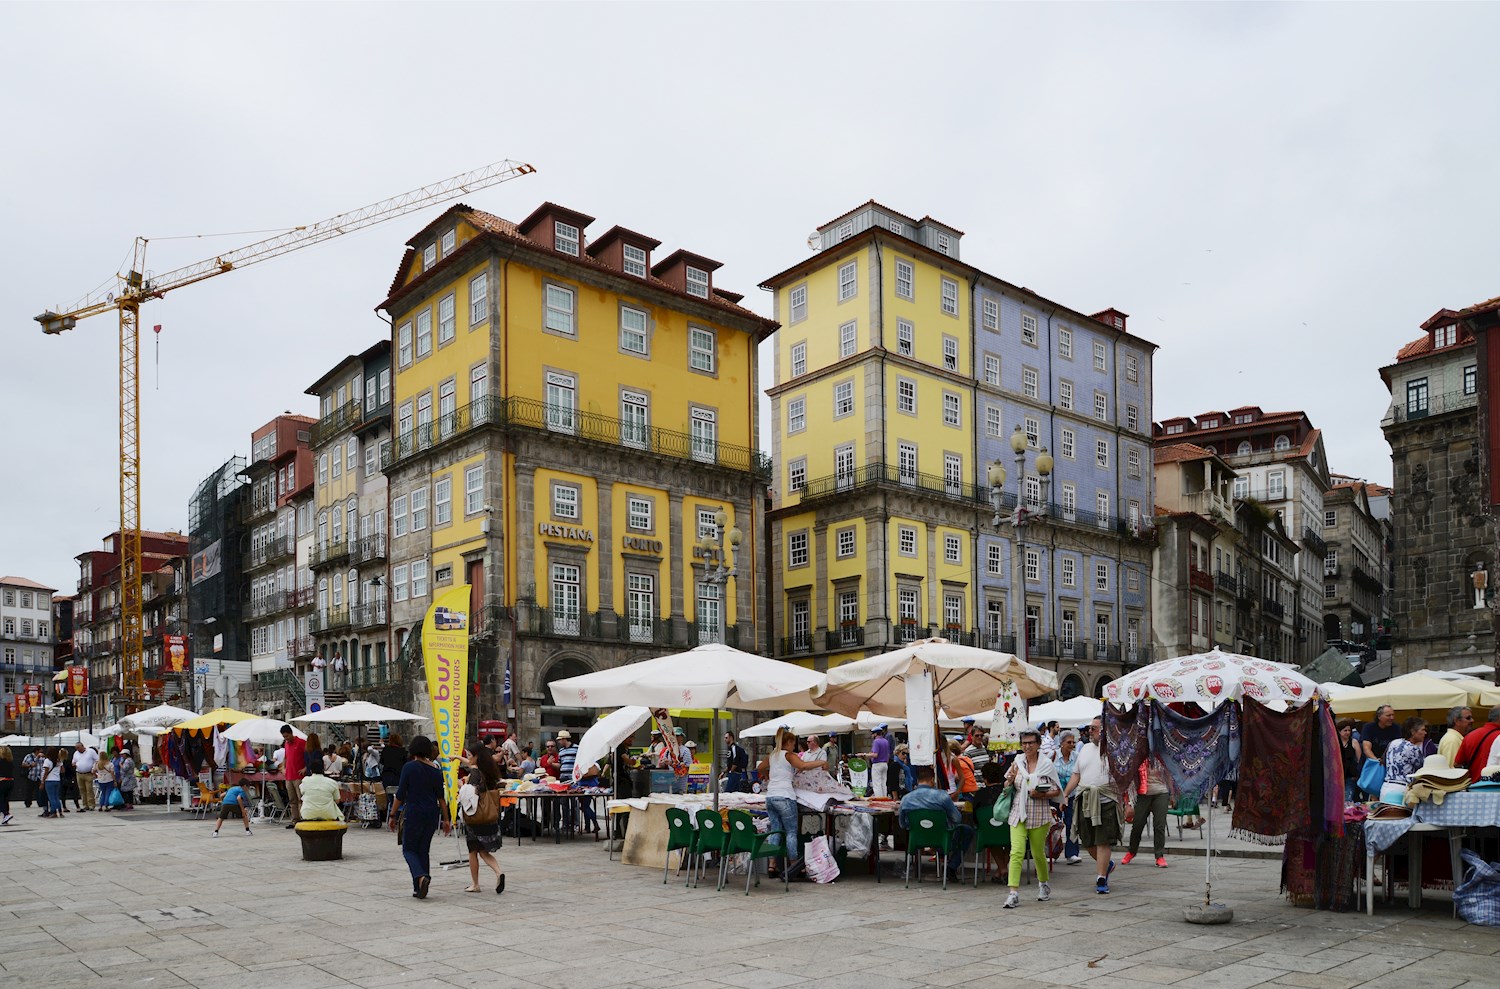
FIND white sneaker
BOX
[1066,855,1082,865]
[1003,890,1020,909]
[244,828,252,836]
[1,814,12,825]
[211,831,219,838]
[1037,881,1051,902]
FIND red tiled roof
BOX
[1153,443,1217,464]
[586,225,662,255]
[0,576,56,591]
[1461,296,1500,318]
[1396,334,1432,360]
[381,205,776,334]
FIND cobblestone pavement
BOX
[1,806,1494,989]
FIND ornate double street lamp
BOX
[988,426,1054,667]
[697,507,742,645]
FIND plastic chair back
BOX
[975,804,1010,851]
[694,809,728,855]
[664,807,695,852]
[905,808,952,854]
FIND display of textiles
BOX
[1104,702,1150,796]
[1316,701,1346,838]
[1281,825,1365,911]
[1149,702,1237,801]
[1232,699,1315,843]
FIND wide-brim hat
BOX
[1411,753,1468,786]
[556,731,572,741]
[1369,802,1412,820]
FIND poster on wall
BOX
[190,540,222,582]
[164,634,189,673]
[26,683,41,706]
[68,666,88,697]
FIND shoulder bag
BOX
[465,789,500,827]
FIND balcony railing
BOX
[1353,565,1383,592]
[833,624,865,649]
[781,634,813,655]
[619,617,672,646]
[799,463,988,505]
[287,587,316,611]
[310,608,351,634]
[288,635,316,659]
[1386,389,1478,425]
[1263,597,1286,619]
[1188,566,1214,593]
[249,535,297,569]
[310,400,366,447]
[238,495,277,524]
[347,662,401,690]
[248,591,287,619]
[351,535,387,566]
[350,603,388,630]
[382,395,772,479]
[310,539,354,569]
[1214,569,1238,594]
[1301,526,1328,558]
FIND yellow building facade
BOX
[381,202,775,738]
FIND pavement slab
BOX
[0,806,1495,989]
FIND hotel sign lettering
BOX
[622,536,664,555]
[538,523,594,542]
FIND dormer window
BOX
[1434,324,1457,348]
[422,243,437,269]
[623,244,647,278]
[555,222,580,257]
[1165,424,1185,435]
[1233,413,1253,424]
[1274,435,1291,452]
[441,229,456,256]
[887,219,905,236]
[837,221,854,241]
[1200,418,1218,428]
[686,266,709,298]
[937,233,951,254]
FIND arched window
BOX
[1094,674,1114,698]
[1274,435,1291,452]
[1237,441,1252,456]
[1061,673,1086,700]
[1204,446,1216,455]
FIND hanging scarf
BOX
[1148,702,1238,801]
[1231,699,1315,844]
[1316,701,1345,838]
[1104,702,1150,796]
[212,726,229,768]
[989,677,1027,753]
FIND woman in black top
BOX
[0,745,14,825]
[389,735,449,898]
[379,732,407,822]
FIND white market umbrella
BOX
[571,706,651,783]
[121,704,198,731]
[1319,681,1363,700]
[1029,695,1103,728]
[814,638,1058,718]
[292,701,425,724]
[1451,664,1495,678]
[739,710,860,739]
[222,718,306,745]
[1102,649,1318,709]
[1101,648,1319,913]
[548,644,826,808]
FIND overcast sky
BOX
[5,3,1498,594]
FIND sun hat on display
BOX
[1410,754,1469,787]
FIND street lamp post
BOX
[988,426,1054,669]
[697,507,743,647]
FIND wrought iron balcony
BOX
[798,463,987,506]
[351,535,387,566]
[833,624,865,649]
[1214,569,1238,594]
[781,633,813,655]
[288,635,316,659]
[1301,526,1328,557]
[351,603,388,630]
[248,591,287,619]
[287,587,316,611]
[1386,389,1478,425]
[249,535,297,570]
[1353,565,1383,592]
[309,608,351,634]
[619,617,672,646]
[310,400,366,447]
[310,539,353,569]
[1262,597,1285,619]
[1188,566,1214,593]
[347,662,401,690]
[382,396,772,480]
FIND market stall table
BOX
[224,770,286,820]
[1362,789,1500,915]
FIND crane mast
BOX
[36,159,535,717]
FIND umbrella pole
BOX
[710,708,721,812]
[1205,800,1213,906]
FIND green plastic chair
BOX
[973,804,1012,887]
[903,809,954,890]
[720,808,787,894]
[664,807,696,884]
[692,809,729,888]
[1167,796,1203,840]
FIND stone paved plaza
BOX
[1,806,1495,989]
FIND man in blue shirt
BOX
[213,784,253,837]
[556,731,580,832]
[899,765,973,881]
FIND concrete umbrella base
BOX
[1184,903,1234,924]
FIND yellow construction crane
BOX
[36,159,536,712]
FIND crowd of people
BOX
[0,741,139,824]
[1340,702,1500,805]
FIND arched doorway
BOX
[1093,674,1114,699]
[1061,673,1085,700]
[539,656,594,743]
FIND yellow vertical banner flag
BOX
[423,584,472,817]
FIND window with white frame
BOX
[1059,328,1073,359]
[834,380,854,417]
[1025,474,1041,508]
[1096,439,1109,469]
[943,392,960,426]
[416,309,432,357]
[465,465,483,515]
[983,298,999,330]
[392,496,407,537]
[1096,491,1110,526]
[438,381,456,437]
[895,260,914,300]
[441,228,455,255]
[620,306,649,355]
[623,244,647,278]
[364,443,377,478]
[836,527,856,558]
[936,233,951,254]
[1125,353,1139,382]
[689,326,715,372]
[1324,509,1336,528]
[984,354,1000,385]
[1093,340,1107,372]
[1023,367,1038,398]
[434,476,452,526]
[627,573,654,641]
[1061,609,1077,647]
[410,487,428,531]
[898,378,916,414]
[987,543,1002,575]
[545,371,576,434]
[331,449,341,480]
[697,508,717,540]
[897,320,914,356]
[789,285,807,322]
[944,593,962,630]
[1237,440,1252,455]
[788,458,806,492]
[1128,569,1141,592]
[943,335,958,370]
[1095,612,1110,648]
[618,389,649,449]
[838,261,857,301]
[393,565,407,602]
[1233,476,1249,500]
[986,406,1002,437]
[1060,428,1075,460]
[1274,435,1291,452]
[422,243,436,269]
[318,454,328,485]
[940,278,958,316]
[944,453,962,494]
[790,342,807,377]
[696,582,721,643]
[788,396,807,433]
[545,284,576,335]
[551,564,579,633]
[1061,555,1076,588]
[789,601,811,649]
[898,442,917,483]
[1125,405,1139,431]
[1058,380,1074,410]
[835,445,855,488]
[470,273,488,325]
[788,530,809,567]
[1269,470,1285,499]
[411,560,429,598]
[887,218,905,235]
[555,221,580,256]
[686,266,710,298]
[898,525,917,556]
[1025,548,1040,582]
[834,320,857,358]
[1127,448,1141,477]
[838,590,859,637]
[1024,416,1039,448]
[944,533,961,564]
[438,293,456,345]
[627,495,653,531]
[1021,312,1037,344]
[1096,562,1109,591]
[898,587,919,627]
[1094,391,1107,421]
